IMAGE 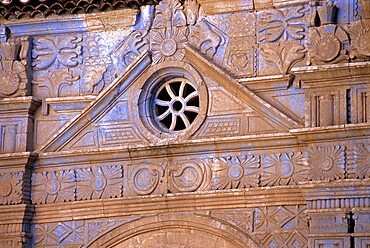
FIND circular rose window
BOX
[153,78,199,132]
[134,63,208,140]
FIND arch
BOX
[87,213,260,248]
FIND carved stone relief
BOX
[0,1,369,248]
[0,37,30,98]
[349,19,370,60]
[308,146,346,181]
[212,155,260,189]
[76,165,122,200]
[0,172,23,205]
[307,24,349,65]
[253,205,308,247]
[31,170,75,204]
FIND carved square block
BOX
[313,237,350,248]
[224,37,256,78]
[125,163,167,197]
[309,213,348,234]
[355,237,370,248]
[258,41,305,76]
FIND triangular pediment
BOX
[38,46,301,153]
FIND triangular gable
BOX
[39,46,302,153]
[184,44,301,130]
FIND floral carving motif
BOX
[258,6,308,43]
[261,152,308,186]
[33,69,80,98]
[152,0,186,29]
[259,41,305,75]
[31,170,75,204]
[151,26,187,64]
[352,143,370,178]
[307,24,349,65]
[129,165,164,195]
[308,146,345,181]
[76,165,122,200]
[32,35,82,70]
[0,172,22,205]
[168,161,211,192]
[149,0,188,64]
[349,19,370,59]
[225,37,255,77]
[212,155,260,190]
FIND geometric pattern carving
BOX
[197,116,241,137]
[102,128,141,145]
[253,205,308,248]
[34,221,84,246]
[31,170,75,204]
[211,208,254,233]
[254,205,307,231]
[308,146,345,181]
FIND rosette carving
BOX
[349,19,370,60]
[307,24,349,65]
[0,171,23,205]
[212,155,260,190]
[308,146,345,181]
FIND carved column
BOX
[292,62,370,128]
[0,153,36,248]
[0,30,40,247]
[304,182,370,248]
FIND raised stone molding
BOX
[0,97,41,153]
[0,0,368,247]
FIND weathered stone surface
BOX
[0,0,369,247]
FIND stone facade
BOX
[0,0,369,247]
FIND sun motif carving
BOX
[0,172,22,205]
[153,78,199,132]
[308,146,345,181]
[353,143,370,178]
[151,27,187,64]
[76,166,122,200]
[212,155,259,189]
[262,152,308,186]
[0,60,27,96]
[32,170,75,204]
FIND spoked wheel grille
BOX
[153,78,200,132]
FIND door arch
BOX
[87,213,260,248]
